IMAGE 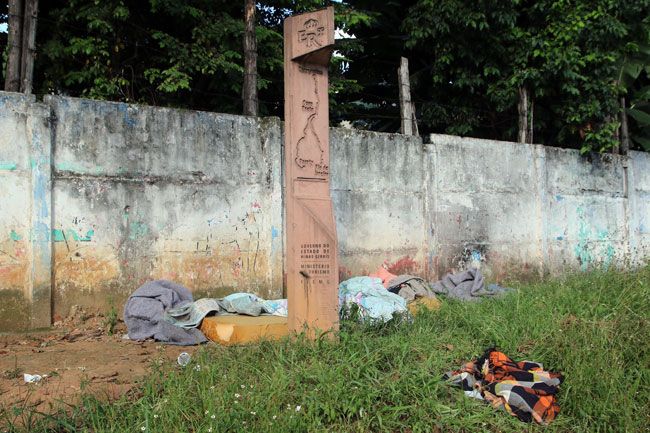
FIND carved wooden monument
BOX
[284,7,338,336]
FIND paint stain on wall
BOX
[52,228,95,242]
[385,255,419,274]
[574,207,615,270]
[129,222,149,240]
[0,162,17,171]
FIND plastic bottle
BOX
[177,352,191,367]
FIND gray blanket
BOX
[430,268,511,301]
[123,280,207,345]
[386,275,437,302]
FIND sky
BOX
[0,23,7,33]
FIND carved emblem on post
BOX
[284,7,337,337]
[298,19,325,47]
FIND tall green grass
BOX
[2,267,649,432]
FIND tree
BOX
[5,0,23,91]
[243,0,258,116]
[19,0,37,93]
[4,0,39,93]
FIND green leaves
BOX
[628,107,650,126]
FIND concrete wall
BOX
[331,129,427,280]
[47,96,283,320]
[1,91,648,330]
[0,93,52,330]
[426,135,641,281]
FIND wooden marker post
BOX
[284,7,338,337]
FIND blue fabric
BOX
[338,277,408,322]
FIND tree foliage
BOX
[336,0,650,152]
[1,0,649,152]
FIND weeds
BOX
[103,301,118,336]
[1,356,22,380]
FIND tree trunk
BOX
[5,0,24,92]
[619,97,630,155]
[19,0,38,94]
[517,86,529,143]
[242,0,258,116]
[528,97,534,144]
[398,57,414,135]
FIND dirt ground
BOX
[0,306,200,420]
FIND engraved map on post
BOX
[294,66,329,176]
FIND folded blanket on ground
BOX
[164,293,288,329]
[338,277,409,322]
[443,349,563,425]
[431,268,511,301]
[123,280,207,345]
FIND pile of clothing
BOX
[123,280,287,345]
[443,348,563,425]
[338,266,443,323]
[124,267,513,344]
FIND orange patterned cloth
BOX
[443,349,563,424]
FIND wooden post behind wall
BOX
[398,57,417,136]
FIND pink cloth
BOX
[369,266,398,288]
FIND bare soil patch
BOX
[0,307,200,418]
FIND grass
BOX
[2,267,649,432]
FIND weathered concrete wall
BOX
[331,129,426,280]
[426,135,644,280]
[47,96,283,319]
[0,93,52,330]
[1,92,649,330]
[629,150,650,262]
[426,136,545,281]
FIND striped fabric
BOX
[443,349,563,424]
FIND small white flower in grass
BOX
[234,401,239,404]
[211,414,216,419]
[250,411,256,416]
[272,415,277,420]
[295,405,301,412]
[194,365,201,371]
[208,428,213,433]
[153,414,158,419]
[249,385,253,389]
[140,427,146,431]
[286,404,291,410]
[242,421,247,425]
[210,386,215,390]
[204,410,209,415]
[235,393,241,398]
[240,384,245,389]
